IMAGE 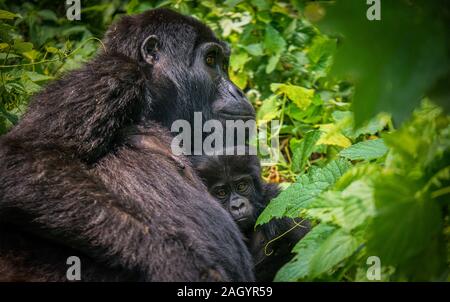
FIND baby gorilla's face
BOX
[209,175,256,231]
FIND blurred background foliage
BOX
[0,0,449,281]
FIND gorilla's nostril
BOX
[229,84,244,100]
[231,199,245,211]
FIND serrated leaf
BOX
[334,163,380,191]
[271,83,314,110]
[290,130,321,173]
[305,180,374,231]
[339,139,388,161]
[256,159,351,225]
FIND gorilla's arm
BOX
[0,53,155,278]
[0,145,156,279]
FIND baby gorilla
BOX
[191,152,310,281]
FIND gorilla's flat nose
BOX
[227,84,256,118]
[230,198,246,213]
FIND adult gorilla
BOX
[0,9,255,281]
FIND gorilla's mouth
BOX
[235,216,252,226]
[236,217,248,222]
[219,112,255,122]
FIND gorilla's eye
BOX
[214,187,228,198]
[205,51,217,67]
[236,182,248,193]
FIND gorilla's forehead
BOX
[197,155,260,183]
[105,8,228,60]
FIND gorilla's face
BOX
[209,174,257,230]
[104,9,254,130]
[191,153,264,232]
[142,34,255,128]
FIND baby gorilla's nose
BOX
[230,198,246,212]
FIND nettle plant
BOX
[258,102,450,281]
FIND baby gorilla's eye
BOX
[205,52,217,67]
[236,182,248,192]
[214,188,227,198]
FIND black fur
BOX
[191,153,310,281]
[0,9,254,281]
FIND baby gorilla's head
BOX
[191,152,276,232]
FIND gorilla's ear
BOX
[141,35,159,65]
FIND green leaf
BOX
[230,51,250,72]
[271,83,314,110]
[305,180,374,231]
[256,159,351,225]
[37,9,58,22]
[13,41,33,53]
[0,53,19,60]
[318,1,450,126]
[353,113,391,138]
[334,163,380,191]
[290,130,321,173]
[339,139,388,161]
[265,54,280,73]
[308,36,337,64]
[308,228,360,278]
[275,224,337,281]
[317,123,352,148]
[230,71,248,90]
[243,43,263,57]
[367,173,445,280]
[256,95,280,122]
[22,50,39,61]
[0,10,17,20]
[45,46,59,54]
[251,0,270,11]
[264,25,286,55]
[24,71,53,82]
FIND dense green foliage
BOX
[0,0,449,281]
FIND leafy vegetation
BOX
[0,0,449,281]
